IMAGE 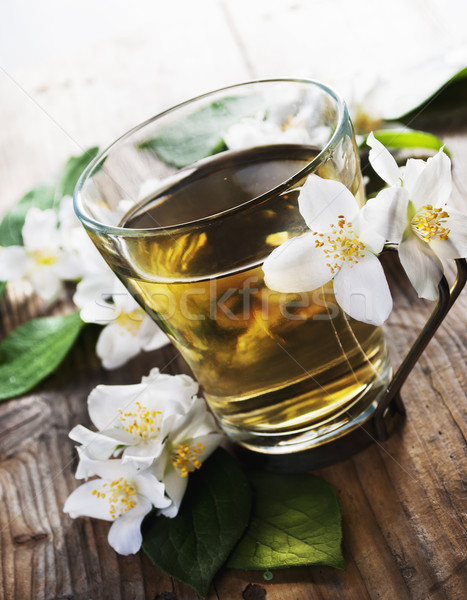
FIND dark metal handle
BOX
[373,255,467,440]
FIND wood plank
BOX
[0,0,249,214]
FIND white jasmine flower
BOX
[70,368,200,470]
[0,207,83,304]
[262,174,392,325]
[74,275,169,369]
[153,397,224,517]
[363,132,467,300]
[63,448,170,555]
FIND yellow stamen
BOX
[312,217,366,274]
[412,205,450,243]
[92,478,137,519]
[171,442,205,478]
[32,250,57,266]
[118,402,161,439]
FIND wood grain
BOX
[1,2,467,598]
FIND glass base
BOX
[230,394,405,471]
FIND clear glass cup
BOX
[75,79,391,458]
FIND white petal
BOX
[0,246,29,280]
[54,250,85,281]
[88,382,148,431]
[399,235,443,300]
[122,452,157,471]
[112,279,140,312]
[138,316,170,351]
[22,208,59,251]
[333,252,392,325]
[98,428,134,446]
[156,463,188,518]
[134,471,171,509]
[70,228,111,277]
[58,195,80,230]
[107,496,152,555]
[73,272,117,312]
[172,397,222,440]
[352,211,385,254]
[410,150,452,210]
[80,300,119,324]
[263,232,334,293]
[429,208,467,259]
[28,267,63,304]
[401,158,426,197]
[96,324,143,369]
[69,425,118,460]
[75,448,136,481]
[121,438,165,470]
[63,480,114,521]
[141,368,199,401]
[367,132,401,187]
[360,187,409,243]
[298,175,359,231]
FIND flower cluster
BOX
[0,201,84,304]
[263,134,467,325]
[63,368,224,555]
[0,195,169,368]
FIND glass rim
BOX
[74,77,350,237]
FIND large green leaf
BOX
[228,471,344,570]
[0,312,85,401]
[142,448,251,598]
[57,146,100,198]
[365,129,449,157]
[138,96,262,168]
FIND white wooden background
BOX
[1,0,466,215]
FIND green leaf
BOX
[0,185,56,247]
[57,146,100,198]
[228,471,344,570]
[142,448,251,598]
[0,312,85,401]
[0,281,6,300]
[138,96,262,168]
[365,129,449,157]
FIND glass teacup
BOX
[74,79,393,465]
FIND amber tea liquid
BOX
[113,145,390,452]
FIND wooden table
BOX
[1,2,466,598]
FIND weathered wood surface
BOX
[1,2,466,599]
